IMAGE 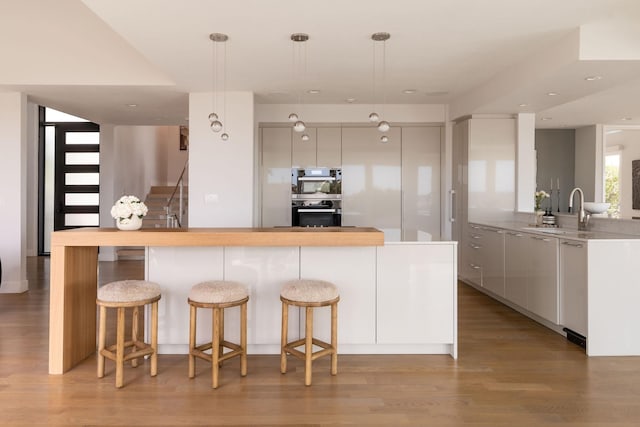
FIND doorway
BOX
[39,107,100,254]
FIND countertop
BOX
[469,221,640,241]
[50,226,385,247]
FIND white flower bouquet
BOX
[110,195,148,224]
[534,190,549,211]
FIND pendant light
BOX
[208,33,229,140]
[370,32,391,141]
[289,33,309,133]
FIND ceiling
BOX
[1,0,640,129]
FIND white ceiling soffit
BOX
[1,0,640,127]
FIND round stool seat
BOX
[98,280,161,304]
[281,279,339,303]
[189,281,248,304]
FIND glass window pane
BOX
[64,213,99,226]
[65,193,99,206]
[45,107,89,122]
[65,152,99,165]
[65,173,99,185]
[66,132,99,145]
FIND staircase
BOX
[143,185,189,229]
[116,185,188,260]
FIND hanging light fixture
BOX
[289,33,309,133]
[208,33,229,140]
[370,32,391,141]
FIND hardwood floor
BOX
[1,257,639,426]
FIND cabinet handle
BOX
[496,230,505,234]
[470,234,481,239]
[561,241,584,248]
[530,236,551,242]
[469,263,481,270]
[450,190,456,223]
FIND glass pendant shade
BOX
[377,120,390,132]
[301,134,310,141]
[369,112,380,122]
[380,135,389,143]
[288,113,299,122]
[210,120,223,132]
[221,132,229,141]
[208,112,218,122]
[293,120,306,132]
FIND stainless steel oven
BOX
[292,199,341,227]
[291,168,341,199]
[291,168,342,227]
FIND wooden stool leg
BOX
[212,307,221,389]
[305,306,313,386]
[131,306,139,368]
[97,305,107,378]
[331,302,338,376]
[280,301,288,374]
[219,308,225,368]
[150,301,158,377]
[188,305,196,378]
[115,307,126,388]
[240,301,247,377]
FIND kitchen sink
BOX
[521,227,593,237]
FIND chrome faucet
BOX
[568,187,589,230]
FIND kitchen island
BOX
[49,227,457,374]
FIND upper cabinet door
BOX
[291,128,317,168]
[342,127,401,241]
[316,127,341,168]
[261,127,292,227]
[401,126,442,241]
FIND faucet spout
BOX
[569,187,588,231]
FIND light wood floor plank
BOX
[0,257,639,425]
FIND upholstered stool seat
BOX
[280,279,339,386]
[96,280,161,388]
[188,280,249,389]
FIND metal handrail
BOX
[165,159,188,228]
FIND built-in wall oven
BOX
[291,168,342,227]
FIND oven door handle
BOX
[297,208,336,213]
[297,176,336,181]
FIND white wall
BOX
[111,125,184,202]
[188,91,254,227]
[0,93,28,293]
[516,114,536,212]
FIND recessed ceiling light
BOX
[518,103,528,107]
[126,104,138,107]
[541,117,552,121]
[403,89,417,94]
[546,92,558,96]
[307,89,321,94]
[621,117,633,121]
[584,75,602,81]
[345,98,356,103]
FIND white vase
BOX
[116,215,143,231]
[535,210,544,226]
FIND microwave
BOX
[291,168,341,199]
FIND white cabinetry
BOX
[479,226,505,297]
[401,126,441,241]
[341,127,402,240]
[292,127,342,168]
[504,231,528,308]
[261,127,292,227]
[377,243,456,346]
[503,231,559,323]
[560,239,587,337]
[527,234,559,323]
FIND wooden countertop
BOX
[51,227,384,247]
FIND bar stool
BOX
[96,280,161,388]
[280,279,339,386]
[188,281,249,389]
